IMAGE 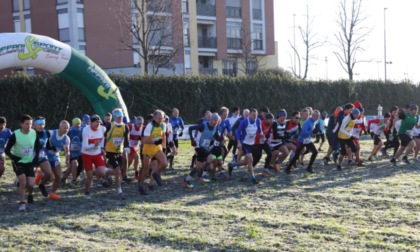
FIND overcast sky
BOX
[274,0,420,83]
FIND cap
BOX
[353,100,363,109]
[90,114,101,123]
[210,113,220,121]
[112,108,123,117]
[351,108,360,117]
[82,114,90,121]
[72,117,81,125]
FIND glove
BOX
[364,130,368,135]
[154,139,163,145]
[350,136,354,141]
[124,147,131,153]
[178,131,183,137]
[370,133,374,139]
[190,139,197,147]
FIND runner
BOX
[315,112,327,151]
[138,110,168,195]
[383,106,400,156]
[284,110,320,174]
[182,113,221,188]
[284,111,301,167]
[81,114,108,199]
[367,113,391,161]
[213,107,232,179]
[104,108,130,199]
[226,106,241,162]
[336,108,361,171]
[127,116,144,180]
[269,110,290,173]
[61,117,83,186]
[168,108,184,169]
[228,109,263,184]
[5,115,41,212]
[81,114,90,130]
[33,116,55,198]
[390,104,420,166]
[0,116,12,180]
[165,115,178,171]
[45,120,71,200]
[253,112,273,176]
[323,107,342,165]
[351,106,366,166]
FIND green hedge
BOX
[0,73,419,129]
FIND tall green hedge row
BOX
[0,73,418,129]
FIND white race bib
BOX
[202,139,211,147]
[113,137,123,146]
[21,146,33,156]
[70,143,80,151]
[303,138,311,144]
[213,140,220,147]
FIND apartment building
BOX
[0,0,277,75]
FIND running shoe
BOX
[152,172,163,186]
[261,169,271,177]
[138,186,148,195]
[60,177,66,187]
[181,179,194,189]
[273,163,281,173]
[38,184,49,197]
[123,176,134,183]
[390,158,397,167]
[228,162,235,176]
[27,195,34,204]
[299,162,305,168]
[306,166,314,173]
[380,148,388,156]
[217,172,227,180]
[249,175,259,185]
[198,177,210,183]
[347,160,354,166]
[148,185,154,192]
[84,191,91,200]
[118,192,126,200]
[18,202,26,212]
[337,165,342,171]
[101,180,111,188]
[332,153,339,164]
[285,167,291,175]
[357,161,365,167]
[48,193,61,200]
[35,170,42,185]
[402,156,410,164]
[323,157,330,165]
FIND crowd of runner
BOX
[0,101,419,212]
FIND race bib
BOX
[39,150,46,158]
[353,128,361,136]
[213,140,220,147]
[70,143,80,151]
[129,139,139,147]
[21,146,33,156]
[405,130,413,136]
[113,137,123,146]
[202,139,211,147]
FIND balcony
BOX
[222,69,237,76]
[147,0,172,13]
[200,68,218,75]
[253,9,262,20]
[227,37,242,49]
[198,36,217,48]
[196,2,216,16]
[253,39,263,50]
[226,6,241,18]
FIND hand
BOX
[11,155,21,163]
[190,139,196,147]
[178,131,183,137]
[154,139,163,145]
[124,147,131,153]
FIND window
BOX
[13,0,30,12]
[13,14,32,33]
[226,0,241,18]
[227,23,242,49]
[223,58,237,76]
[56,0,68,5]
[252,0,262,20]
[77,8,85,42]
[57,8,69,42]
[59,28,70,42]
[252,24,263,50]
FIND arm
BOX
[63,136,70,166]
[123,124,130,148]
[4,133,20,162]
[33,133,41,163]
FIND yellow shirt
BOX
[105,122,125,153]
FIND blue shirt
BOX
[189,122,218,151]
[218,119,232,136]
[0,128,12,157]
[297,117,318,143]
[68,126,83,158]
[169,115,184,137]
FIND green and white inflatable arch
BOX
[0,33,128,119]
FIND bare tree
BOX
[236,26,266,75]
[333,0,371,80]
[289,6,324,80]
[115,0,181,75]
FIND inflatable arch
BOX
[0,33,128,119]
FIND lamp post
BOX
[378,104,383,116]
[384,8,388,83]
[325,56,328,80]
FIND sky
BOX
[274,0,420,83]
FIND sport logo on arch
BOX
[17,35,63,60]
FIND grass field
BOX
[0,137,419,251]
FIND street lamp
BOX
[384,8,388,83]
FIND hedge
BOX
[0,73,419,129]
